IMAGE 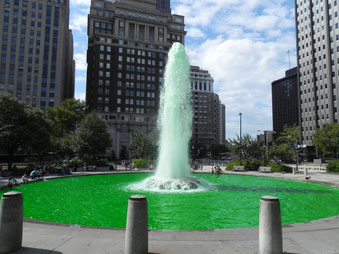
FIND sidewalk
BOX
[1,169,339,253]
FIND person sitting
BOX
[22,174,29,184]
[30,169,37,179]
[12,177,20,185]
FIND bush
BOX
[327,160,339,172]
[226,161,241,171]
[268,163,292,173]
[244,159,264,171]
[133,159,148,169]
[68,157,84,168]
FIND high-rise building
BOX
[295,0,339,146]
[190,66,226,148]
[271,67,299,135]
[0,0,75,109]
[156,0,171,14]
[86,0,186,159]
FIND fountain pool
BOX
[1,173,338,230]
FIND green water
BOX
[1,173,338,230]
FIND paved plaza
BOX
[0,167,339,254]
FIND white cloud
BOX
[71,0,90,7]
[74,52,87,71]
[70,13,88,32]
[187,27,205,38]
[187,36,294,138]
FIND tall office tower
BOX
[295,0,339,146]
[86,0,186,159]
[0,0,75,109]
[156,0,171,14]
[272,67,299,135]
[190,66,226,149]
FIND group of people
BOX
[122,160,133,170]
[211,164,223,175]
[6,165,49,189]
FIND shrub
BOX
[226,161,241,171]
[244,159,264,171]
[327,160,339,172]
[268,163,292,173]
[68,157,84,168]
[133,159,148,169]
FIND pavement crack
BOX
[51,236,74,251]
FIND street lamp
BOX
[239,113,242,161]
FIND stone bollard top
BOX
[129,195,147,201]
[3,192,22,197]
[261,195,279,202]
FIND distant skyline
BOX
[70,0,297,139]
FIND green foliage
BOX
[68,157,84,168]
[327,160,339,172]
[133,159,149,168]
[243,159,264,171]
[268,163,293,173]
[313,124,339,157]
[0,92,52,169]
[46,98,87,137]
[75,113,112,158]
[226,161,241,170]
[269,142,295,162]
[208,144,229,157]
[276,124,300,144]
[129,130,157,159]
[228,133,265,161]
[24,107,52,155]
[269,125,300,163]
[46,99,87,160]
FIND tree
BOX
[228,133,265,161]
[0,93,29,170]
[269,125,300,163]
[46,98,87,160]
[129,130,157,159]
[0,92,52,169]
[313,123,339,157]
[24,107,52,160]
[75,113,112,158]
[208,144,229,157]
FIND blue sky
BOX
[69,0,297,139]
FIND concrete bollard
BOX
[125,195,148,254]
[259,196,283,254]
[0,192,23,254]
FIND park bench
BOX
[232,166,245,171]
[258,166,271,173]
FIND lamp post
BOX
[239,113,242,161]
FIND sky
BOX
[69,0,297,140]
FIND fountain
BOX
[1,44,338,231]
[128,42,209,192]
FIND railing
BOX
[289,165,327,172]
